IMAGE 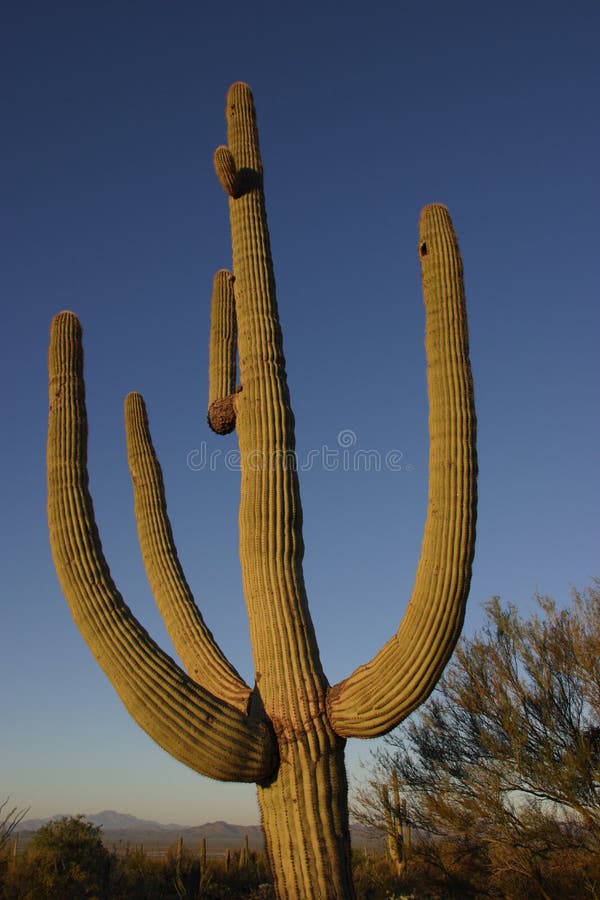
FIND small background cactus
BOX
[380,772,411,877]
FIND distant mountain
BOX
[19,810,176,833]
[89,810,180,831]
[18,811,381,851]
[18,812,265,849]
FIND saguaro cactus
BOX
[380,771,411,877]
[47,83,476,899]
[239,833,249,868]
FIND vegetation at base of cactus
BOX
[46,82,477,899]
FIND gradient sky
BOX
[2,1,599,827]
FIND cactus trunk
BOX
[213,81,355,899]
[46,82,476,900]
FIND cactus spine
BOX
[46,83,476,899]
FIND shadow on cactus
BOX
[47,82,477,900]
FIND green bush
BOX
[2,815,111,899]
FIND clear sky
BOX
[2,1,599,827]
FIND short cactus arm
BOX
[207,269,238,435]
[47,311,276,782]
[328,204,477,738]
[124,391,251,711]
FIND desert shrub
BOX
[110,848,173,899]
[355,583,600,899]
[0,802,27,857]
[350,849,416,900]
[1,815,111,899]
[197,851,272,898]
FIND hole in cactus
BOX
[420,242,428,257]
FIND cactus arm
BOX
[124,391,251,711]
[214,146,241,198]
[207,269,238,435]
[328,204,477,739]
[47,311,276,783]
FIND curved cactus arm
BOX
[124,391,251,712]
[207,269,238,435]
[328,204,477,738]
[47,311,276,783]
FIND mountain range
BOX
[18,811,381,850]
[19,811,265,849]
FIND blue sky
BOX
[2,1,599,826]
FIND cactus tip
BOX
[125,391,144,408]
[214,268,234,285]
[419,203,450,223]
[419,204,455,253]
[50,310,82,343]
[227,81,253,105]
[51,309,79,326]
